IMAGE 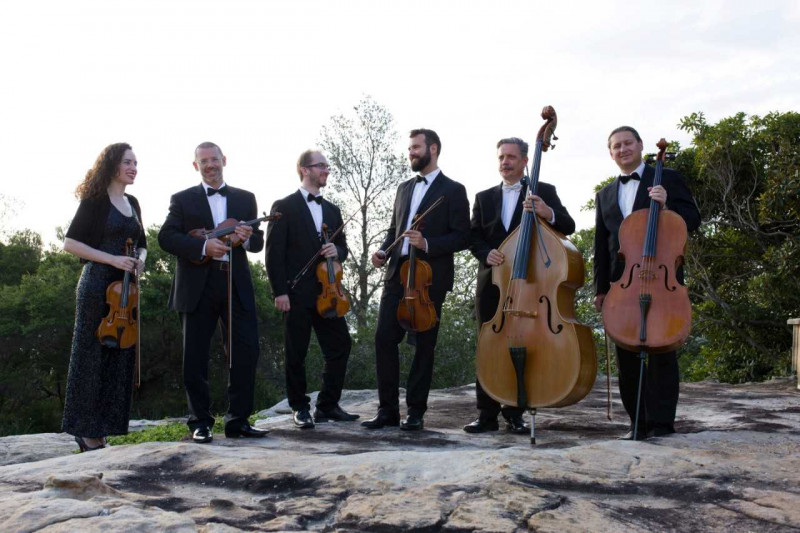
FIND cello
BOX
[475,106,596,443]
[601,139,692,439]
[316,223,350,318]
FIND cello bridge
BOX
[505,309,538,319]
[638,270,656,281]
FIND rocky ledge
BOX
[0,378,798,532]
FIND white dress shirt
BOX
[501,181,522,231]
[299,187,323,235]
[401,168,440,256]
[202,182,229,261]
[618,161,646,219]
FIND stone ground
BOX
[0,378,798,532]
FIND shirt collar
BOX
[623,161,646,180]
[202,181,227,194]
[418,168,440,184]
[299,187,321,200]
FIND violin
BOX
[602,139,692,353]
[96,238,139,349]
[396,215,437,333]
[474,106,596,441]
[316,223,350,318]
[189,212,281,264]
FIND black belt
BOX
[211,260,229,272]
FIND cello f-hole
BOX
[659,264,677,291]
[620,263,640,289]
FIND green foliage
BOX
[675,111,799,382]
[106,422,189,445]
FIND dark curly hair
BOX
[75,143,133,200]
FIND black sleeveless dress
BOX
[62,204,141,437]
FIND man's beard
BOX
[410,148,431,173]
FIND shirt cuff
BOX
[424,239,429,253]
[549,210,556,225]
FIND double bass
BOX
[475,106,596,442]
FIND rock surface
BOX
[0,378,798,532]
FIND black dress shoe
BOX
[192,427,213,444]
[463,417,499,433]
[617,430,648,441]
[361,411,400,429]
[225,424,269,438]
[293,409,315,429]
[313,405,360,422]
[504,414,530,434]
[400,414,424,431]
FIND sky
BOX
[1,0,798,246]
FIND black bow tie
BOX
[619,172,641,184]
[307,193,323,204]
[415,175,428,184]
[207,186,227,197]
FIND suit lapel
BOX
[632,165,655,211]
[194,184,215,229]
[606,181,624,224]
[398,180,415,237]
[415,172,446,219]
[491,185,504,231]
[508,181,528,232]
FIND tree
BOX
[676,111,800,382]
[318,95,409,329]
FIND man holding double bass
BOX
[593,126,700,440]
[265,149,357,430]
[363,128,471,431]
[464,137,576,434]
[159,142,267,444]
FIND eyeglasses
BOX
[304,163,331,170]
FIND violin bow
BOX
[289,193,381,290]
[381,196,445,257]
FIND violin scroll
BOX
[538,106,558,152]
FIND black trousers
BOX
[474,288,523,421]
[374,279,446,417]
[181,267,259,432]
[284,297,352,412]
[475,379,524,420]
[616,347,679,433]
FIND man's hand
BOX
[648,185,667,207]
[233,223,253,243]
[523,194,554,221]
[404,229,426,251]
[205,238,230,259]
[275,294,290,312]
[372,250,387,268]
[321,242,338,258]
[594,293,606,312]
[486,249,505,266]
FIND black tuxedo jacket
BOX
[158,184,264,313]
[265,190,348,307]
[593,165,701,295]
[379,172,470,292]
[470,180,575,321]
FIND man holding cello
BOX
[464,137,575,434]
[362,128,470,431]
[158,142,268,444]
[265,149,357,430]
[594,126,700,440]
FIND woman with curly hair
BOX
[62,142,147,452]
